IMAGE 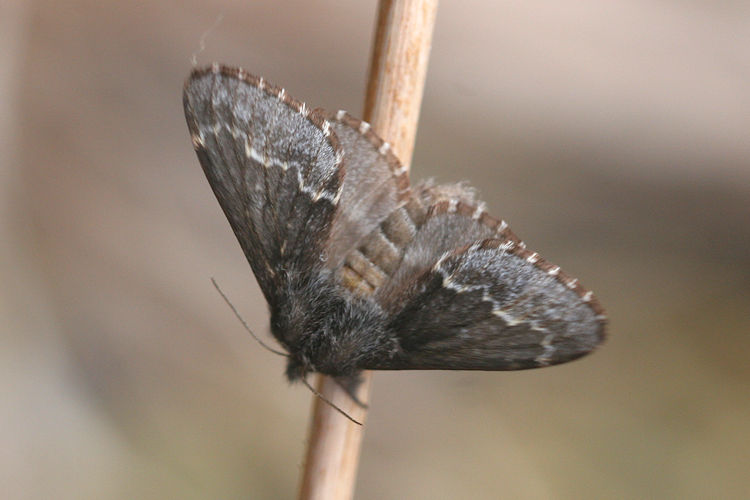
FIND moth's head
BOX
[284,354,312,382]
[269,304,312,381]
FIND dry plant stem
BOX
[298,1,438,499]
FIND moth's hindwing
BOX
[324,111,412,271]
[321,111,433,298]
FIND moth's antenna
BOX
[301,377,362,426]
[212,278,359,424]
[211,278,288,357]
[190,12,224,66]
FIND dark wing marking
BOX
[183,65,343,303]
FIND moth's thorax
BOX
[270,270,394,380]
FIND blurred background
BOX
[2,1,748,498]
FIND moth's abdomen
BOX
[338,197,427,297]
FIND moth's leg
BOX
[334,374,369,409]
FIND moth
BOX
[183,64,606,397]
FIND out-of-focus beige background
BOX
[2,1,748,498]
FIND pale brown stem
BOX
[297,1,438,499]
